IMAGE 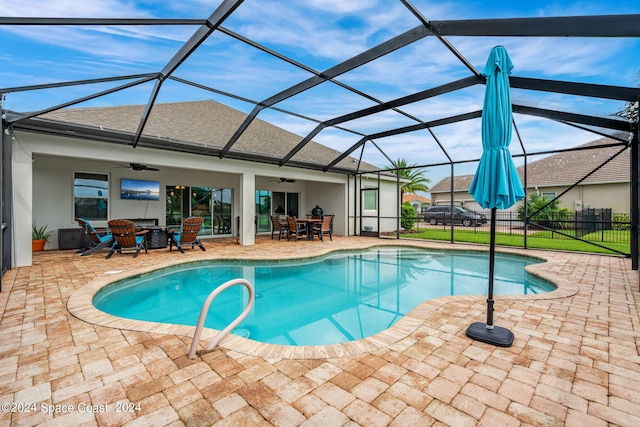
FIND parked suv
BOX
[424,205,487,227]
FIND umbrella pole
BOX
[466,207,514,347]
[487,207,496,328]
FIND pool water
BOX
[93,247,554,346]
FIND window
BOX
[363,188,377,210]
[541,192,557,201]
[74,172,109,220]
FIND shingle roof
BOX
[430,136,629,193]
[402,194,431,204]
[39,100,374,173]
[430,175,476,193]
[524,136,629,186]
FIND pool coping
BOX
[67,241,580,360]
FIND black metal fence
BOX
[382,208,631,255]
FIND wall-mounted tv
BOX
[120,179,160,201]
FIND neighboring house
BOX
[429,136,630,213]
[402,194,431,214]
[9,100,398,267]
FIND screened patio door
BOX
[360,187,379,237]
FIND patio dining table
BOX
[295,218,322,240]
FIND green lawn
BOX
[399,228,630,256]
[529,229,630,243]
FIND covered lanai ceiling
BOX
[1,0,639,179]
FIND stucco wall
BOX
[532,183,630,213]
[12,131,351,266]
[304,181,346,234]
[348,174,401,234]
[31,153,243,247]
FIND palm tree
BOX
[614,70,638,122]
[615,98,639,122]
[389,158,430,199]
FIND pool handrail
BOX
[188,278,255,359]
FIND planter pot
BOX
[32,239,46,252]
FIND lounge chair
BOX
[311,215,333,241]
[287,216,307,241]
[75,217,113,256]
[271,215,289,240]
[168,216,206,253]
[106,219,148,259]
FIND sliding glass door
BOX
[255,190,300,234]
[286,192,299,217]
[166,186,233,236]
[272,191,299,217]
[166,186,190,228]
[256,190,272,234]
[212,188,232,235]
[191,187,212,234]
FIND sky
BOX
[1,0,639,193]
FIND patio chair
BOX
[271,215,289,240]
[168,216,206,253]
[106,219,148,259]
[213,213,222,234]
[311,215,333,241]
[213,213,231,234]
[287,216,307,241]
[75,217,113,256]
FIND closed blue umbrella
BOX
[467,46,524,347]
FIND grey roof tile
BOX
[41,100,375,172]
[430,136,629,192]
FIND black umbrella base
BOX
[466,322,514,347]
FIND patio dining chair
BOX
[287,216,307,241]
[105,219,148,259]
[271,215,289,240]
[311,215,333,241]
[75,217,113,256]
[168,216,206,253]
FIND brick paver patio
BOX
[1,236,639,426]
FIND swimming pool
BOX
[93,247,554,346]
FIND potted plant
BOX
[32,223,54,252]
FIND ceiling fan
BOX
[114,163,160,171]
[270,177,295,183]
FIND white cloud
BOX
[1,0,637,172]
[0,0,145,18]
[0,1,207,67]
[306,0,378,14]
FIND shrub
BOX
[401,202,416,229]
[613,213,631,230]
[517,194,571,229]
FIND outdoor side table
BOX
[145,226,168,249]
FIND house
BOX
[402,194,431,214]
[8,100,400,267]
[1,9,636,273]
[429,136,630,213]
